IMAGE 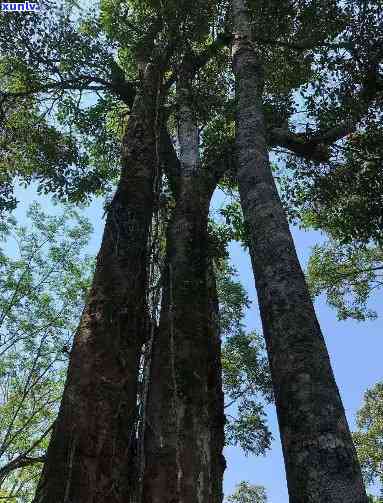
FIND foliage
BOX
[219,198,248,247]
[0,172,16,214]
[1,0,383,497]
[226,480,267,503]
[353,382,383,490]
[0,201,272,500]
[367,495,382,503]
[217,260,272,456]
[307,240,383,321]
[281,125,383,246]
[222,328,272,455]
[0,1,126,211]
[3,0,381,225]
[0,203,93,500]
[216,260,250,334]
[274,1,383,290]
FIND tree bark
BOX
[206,260,226,503]
[32,64,160,503]
[142,73,225,503]
[232,1,368,501]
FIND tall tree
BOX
[2,1,382,501]
[0,3,165,501]
[33,65,160,503]
[142,53,226,501]
[0,204,93,500]
[231,0,368,500]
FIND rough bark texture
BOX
[33,64,160,503]
[142,74,225,503]
[232,1,368,502]
[206,261,226,503]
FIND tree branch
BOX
[268,73,383,162]
[0,75,136,108]
[253,35,352,53]
[0,423,54,485]
[165,32,233,89]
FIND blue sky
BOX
[225,223,382,502]
[10,183,383,502]
[211,190,383,501]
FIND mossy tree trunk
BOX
[33,64,161,503]
[142,66,225,503]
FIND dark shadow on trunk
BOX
[32,66,160,503]
[142,174,221,503]
[142,103,226,500]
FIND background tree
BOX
[226,481,267,503]
[307,240,383,321]
[353,382,383,498]
[0,204,93,500]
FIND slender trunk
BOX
[232,1,368,501]
[142,75,225,502]
[33,65,160,503]
[207,260,226,503]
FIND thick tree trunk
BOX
[33,66,160,503]
[232,1,368,502]
[142,77,225,503]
